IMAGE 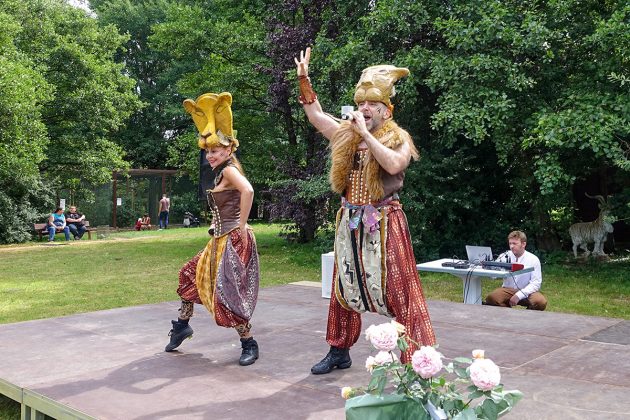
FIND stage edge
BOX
[0,378,95,420]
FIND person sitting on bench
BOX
[66,205,87,240]
[48,207,71,242]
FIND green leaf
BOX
[453,408,477,420]
[398,337,409,352]
[481,399,500,420]
[468,389,484,399]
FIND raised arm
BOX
[294,47,339,141]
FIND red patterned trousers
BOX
[326,207,436,362]
[176,229,250,328]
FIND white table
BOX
[321,251,335,298]
[416,258,534,305]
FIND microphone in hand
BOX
[341,105,354,121]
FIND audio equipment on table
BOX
[481,261,524,272]
[441,261,470,269]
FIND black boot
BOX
[165,319,193,352]
[311,346,352,374]
[239,337,259,366]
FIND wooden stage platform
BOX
[1,283,629,419]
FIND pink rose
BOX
[374,350,398,366]
[365,356,376,373]
[469,358,501,391]
[411,346,443,379]
[365,351,398,373]
[365,323,399,351]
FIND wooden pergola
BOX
[111,169,178,228]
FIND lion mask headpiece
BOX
[183,92,239,152]
[353,65,410,110]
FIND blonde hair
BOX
[231,154,244,175]
[508,230,527,242]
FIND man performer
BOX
[294,47,436,374]
[485,230,547,310]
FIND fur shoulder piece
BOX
[329,120,418,200]
[329,122,361,195]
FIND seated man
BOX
[48,207,71,242]
[485,230,547,310]
[140,214,151,230]
[66,205,87,240]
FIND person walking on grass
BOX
[158,194,170,229]
[165,92,260,366]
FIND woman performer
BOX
[165,92,260,366]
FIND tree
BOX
[0,5,54,242]
[82,0,629,255]
[91,0,194,169]
[427,0,629,248]
[0,0,141,243]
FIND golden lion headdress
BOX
[183,92,239,151]
[353,65,410,109]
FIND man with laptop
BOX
[484,230,547,310]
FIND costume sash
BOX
[334,205,391,316]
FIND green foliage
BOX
[0,0,142,243]
[92,0,193,168]
[4,0,628,252]
[0,394,19,420]
[430,0,629,198]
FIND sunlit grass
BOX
[419,259,630,319]
[0,223,320,324]
[0,223,628,325]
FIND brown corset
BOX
[344,150,405,205]
[207,189,240,237]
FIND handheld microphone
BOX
[341,105,354,121]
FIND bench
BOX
[34,221,97,241]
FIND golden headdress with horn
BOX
[353,65,410,109]
[183,92,239,152]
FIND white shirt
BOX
[497,250,543,300]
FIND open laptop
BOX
[465,245,493,263]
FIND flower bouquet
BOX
[342,321,523,420]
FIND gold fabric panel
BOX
[195,235,229,317]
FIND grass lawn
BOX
[423,260,630,319]
[0,223,628,417]
[0,223,321,324]
[1,222,628,324]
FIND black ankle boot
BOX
[239,337,259,366]
[311,346,352,374]
[165,320,193,352]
